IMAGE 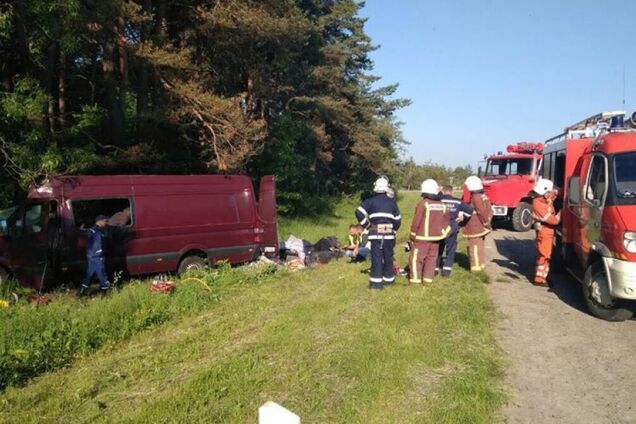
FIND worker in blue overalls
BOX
[355,177,401,290]
[79,214,110,296]
[437,185,474,277]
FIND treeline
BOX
[0,0,409,211]
[395,158,473,191]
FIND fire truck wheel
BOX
[511,202,533,232]
[177,255,207,275]
[582,264,633,322]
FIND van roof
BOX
[28,175,254,199]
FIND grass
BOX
[0,192,505,423]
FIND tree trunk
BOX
[102,38,125,145]
[47,40,60,133]
[58,52,66,128]
[117,18,128,143]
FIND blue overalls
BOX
[437,194,473,276]
[356,193,402,289]
[81,226,109,291]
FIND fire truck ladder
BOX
[545,110,625,146]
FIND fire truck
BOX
[542,111,636,321]
[480,142,544,231]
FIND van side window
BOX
[585,155,607,204]
[71,199,133,230]
[24,203,43,234]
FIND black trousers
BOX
[438,232,458,276]
[369,239,395,289]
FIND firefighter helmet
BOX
[465,176,483,192]
[533,178,554,196]
[373,177,389,193]
[420,179,439,195]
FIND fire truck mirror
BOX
[568,176,581,205]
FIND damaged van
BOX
[0,175,278,290]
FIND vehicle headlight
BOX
[624,232,636,253]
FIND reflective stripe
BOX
[410,226,451,241]
[369,212,401,220]
[411,248,419,282]
[369,277,383,283]
[410,279,422,284]
[471,266,482,271]
[442,199,461,205]
[357,206,368,216]
[423,278,433,283]
[360,217,369,226]
[383,276,395,282]
[368,235,395,240]
[473,245,480,269]
[463,228,491,238]
[424,202,431,239]
[443,266,452,271]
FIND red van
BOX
[0,175,278,290]
[543,111,636,321]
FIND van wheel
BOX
[178,256,207,275]
[511,202,532,232]
[582,264,633,321]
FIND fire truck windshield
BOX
[485,158,534,177]
[614,152,636,200]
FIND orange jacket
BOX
[410,197,451,242]
[463,193,492,238]
[532,196,560,232]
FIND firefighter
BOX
[355,177,402,290]
[79,214,110,296]
[462,176,493,272]
[409,179,451,284]
[437,185,474,277]
[531,178,561,286]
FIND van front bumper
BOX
[603,257,636,300]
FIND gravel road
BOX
[485,227,636,424]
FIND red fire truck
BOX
[479,142,544,231]
[542,111,636,321]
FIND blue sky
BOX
[362,0,636,168]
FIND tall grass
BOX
[0,264,281,390]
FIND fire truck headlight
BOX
[624,232,636,253]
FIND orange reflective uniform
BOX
[531,194,560,284]
[409,196,451,283]
[462,192,493,272]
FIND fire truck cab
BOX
[543,111,636,321]
[480,142,543,231]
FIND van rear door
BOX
[257,176,278,256]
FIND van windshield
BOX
[485,158,534,176]
[614,152,636,202]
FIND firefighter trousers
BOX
[437,232,458,276]
[467,236,486,272]
[535,229,554,284]
[409,241,439,284]
[370,239,395,289]
[81,256,109,290]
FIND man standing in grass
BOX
[79,214,110,296]
[437,185,473,277]
[408,179,451,284]
[355,177,401,290]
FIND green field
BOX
[0,192,505,423]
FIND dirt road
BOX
[486,227,636,424]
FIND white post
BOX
[258,401,300,424]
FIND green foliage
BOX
[0,0,409,214]
[395,158,474,190]
[0,265,282,390]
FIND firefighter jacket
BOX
[463,192,493,238]
[440,193,474,234]
[532,196,560,233]
[86,226,105,258]
[356,193,401,240]
[410,194,451,242]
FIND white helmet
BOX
[465,175,483,192]
[533,178,554,196]
[373,177,389,193]
[420,179,439,195]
